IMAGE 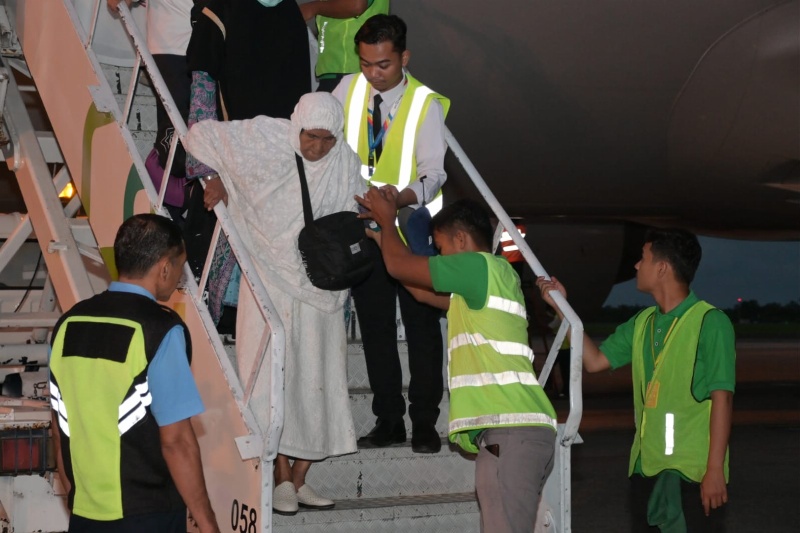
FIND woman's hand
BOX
[203,177,228,210]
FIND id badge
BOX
[645,380,660,408]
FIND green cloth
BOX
[648,470,687,533]
[429,252,490,309]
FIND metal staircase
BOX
[0,1,585,531]
[1,0,282,531]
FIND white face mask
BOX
[255,0,283,6]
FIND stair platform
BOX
[273,491,480,533]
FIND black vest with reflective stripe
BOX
[50,290,192,518]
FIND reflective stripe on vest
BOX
[665,412,675,455]
[50,380,70,437]
[450,370,540,389]
[51,378,154,437]
[487,295,527,319]
[118,381,153,435]
[346,75,369,152]
[348,75,434,191]
[449,412,557,434]
[449,332,534,361]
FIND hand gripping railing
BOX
[445,129,583,447]
[106,2,286,460]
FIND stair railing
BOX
[106,2,286,460]
[445,130,584,447]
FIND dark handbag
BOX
[295,154,373,291]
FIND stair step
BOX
[273,492,479,533]
[304,439,475,499]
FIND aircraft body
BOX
[391,0,799,314]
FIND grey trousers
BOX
[475,427,556,533]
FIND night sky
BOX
[605,237,800,308]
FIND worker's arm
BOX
[700,389,733,515]
[356,187,434,289]
[300,0,368,21]
[405,285,450,310]
[536,276,611,373]
[160,419,220,533]
[362,218,451,310]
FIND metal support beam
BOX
[1,58,94,311]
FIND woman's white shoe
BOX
[273,481,299,515]
[296,484,335,510]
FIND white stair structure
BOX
[0,1,585,531]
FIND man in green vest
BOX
[300,0,390,92]
[537,229,735,533]
[332,14,450,453]
[356,190,557,532]
[49,214,219,533]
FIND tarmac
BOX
[542,339,800,532]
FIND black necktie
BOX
[372,94,383,162]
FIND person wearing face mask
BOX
[185,92,364,516]
[331,14,450,455]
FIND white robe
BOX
[186,116,364,459]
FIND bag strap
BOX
[295,154,315,226]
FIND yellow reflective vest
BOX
[343,72,450,191]
[629,301,729,482]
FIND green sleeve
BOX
[599,314,638,369]
[429,253,488,310]
[692,309,736,399]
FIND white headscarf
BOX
[289,92,345,152]
[185,93,366,312]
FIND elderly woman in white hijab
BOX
[185,92,364,515]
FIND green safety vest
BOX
[629,301,729,482]
[315,0,390,77]
[49,291,189,520]
[446,253,557,454]
[343,72,450,191]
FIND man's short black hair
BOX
[645,228,702,285]
[354,14,407,53]
[114,214,185,278]
[431,199,494,252]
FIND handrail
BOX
[445,128,584,447]
[110,2,286,458]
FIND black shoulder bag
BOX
[295,154,373,291]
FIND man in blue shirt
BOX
[49,214,220,533]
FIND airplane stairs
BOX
[0,1,582,531]
[1,1,277,531]
[272,315,578,532]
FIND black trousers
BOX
[69,510,185,533]
[352,240,444,426]
[152,54,190,179]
